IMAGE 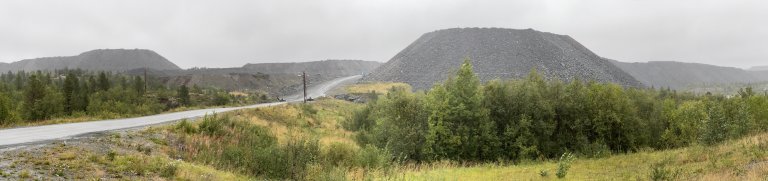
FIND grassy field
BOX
[344,82,411,94]
[382,133,768,180]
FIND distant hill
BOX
[242,60,381,78]
[750,66,768,71]
[0,49,181,72]
[362,28,643,89]
[159,73,308,94]
[127,59,380,94]
[609,60,768,89]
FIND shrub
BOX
[18,170,30,178]
[556,152,575,179]
[539,169,549,177]
[211,92,231,106]
[159,161,179,178]
[106,150,117,161]
[282,138,321,180]
[344,104,374,131]
[175,119,197,134]
[579,141,611,158]
[198,114,229,136]
[356,145,392,170]
[649,160,679,181]
[323,142,358,167]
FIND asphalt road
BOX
[0,75,361,147]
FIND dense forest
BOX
[0,70,272,126]
[347,59,768,163]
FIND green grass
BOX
[380,133,768,180]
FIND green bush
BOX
[556,152,575,179]
[344,103,374,131]
[198,114,229,136]
[281,138,321,180]
[649,160,679,181]
[323,142,358,167]
[539,169,549,177]
[356,145,392,170]
[175,119,197,134]
[159,161,179,178]
[579,141,611,158]
[211,92,231,106]
[106,150,117,161]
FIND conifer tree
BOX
[133,76,145,95]
[22,74,46,120]
[178,85,190,106]
[97,72,110,91]
[62,72,79,115]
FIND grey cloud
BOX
[0,0,765,69]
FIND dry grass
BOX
[345,82,411,94]
[228,98,361,147]
[176,162,252,181]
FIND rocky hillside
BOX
[610,60,768,89]
[0,49,181,72]
[362,28,643,89]
[242,60,380,78]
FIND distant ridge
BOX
[609,59,768,89]
[362,28,643,89]
[750,65,768,71]
[126,59,380,93]
[0,49,181,72]
[242,60,381,77]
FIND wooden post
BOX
[303,71,307,103]
[144,67,148,92]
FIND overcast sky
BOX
[0,0,766,69]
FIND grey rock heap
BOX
[362,28,643,90]
[0,49,181,72]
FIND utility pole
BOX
[302,71,307,103]
[144,67,148,92]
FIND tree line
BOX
[346,59,768,162]
[0,70,271,125]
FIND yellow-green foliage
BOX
[230,98,362,146]
[171,98,380,180]
[381,132,768,180]
[345,82,411,94]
